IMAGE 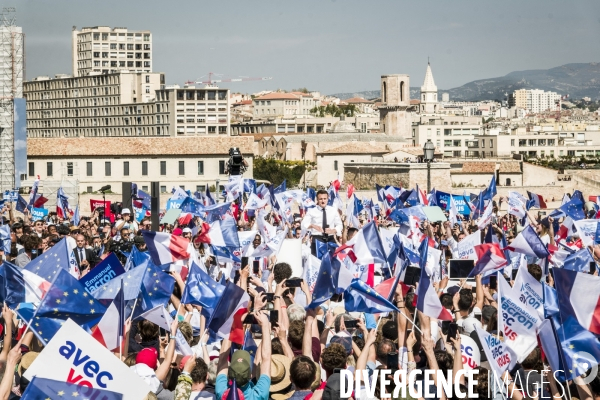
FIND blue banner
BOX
[79,253,125,294]
[31,207,48,221]
[166,198,184,210]
[435,191,471,216]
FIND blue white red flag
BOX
[141,231,191,265]
[526,191,547,209]
[506,225,550,259]
[91,279,125,351]
[415,264,452,320]
[207,282,249,345]
[553,268,600,335]
[471,243,507,276]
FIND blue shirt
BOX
[216,373,271,400]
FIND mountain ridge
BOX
[330,62,600,101]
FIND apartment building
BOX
[24,72,165,138]
[232,114,380,135]
[72,26,152,77]
[410,115,482,158]
[252,92,320,118]
[156,85,231,136]
[512,89,561,114]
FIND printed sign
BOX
[90,199,114,223]
[31,207,49,221]
[460,334,481,370]
[476,326,516,379]
[573,219,598,247]
[24,319,151,400]
[513,263,544,319]
[435,191,471,216]
[79,253,125,295]
[457,231,481,260]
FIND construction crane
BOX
[185,72,272,87]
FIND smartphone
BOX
[441,320,451,335]
[511,269,518,280]
[253,260,260,275]
[241,257,249,268]
[538,211,547,216]
[447,323,458,340]
[387,352,398,369]
[471,287,477,294]
[210,256,217,266]
[590,262,597,275]
[264,293,274,302]
[489,275,497,290]
[243,314,258,324]
[474,313,482,322]
[270,310,279,326]
[344,319,358,329]
[286,278,303,288]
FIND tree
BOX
[253,157,308,187]
[310,103,357,118]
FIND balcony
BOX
[466,141,479,148]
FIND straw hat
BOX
[269,354,292,393]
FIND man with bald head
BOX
[73,234,98,274]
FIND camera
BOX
[227,147,247,176]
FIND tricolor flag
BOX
[344,279,400,314]
[527,191,547,209]
[553,268,600,335]
[56,187,71,219]
[28,175,40,207]
[203,218,240,249]
[91,279,125,351]
[335,221,386,265]
[346,183,355,199]
[416,184,428,206]
[505,225,550,259]
[448,195,459,225]
[4,261,51,308]
[141,231,191,265]
[471,243,507,277]
[415,264,452,321]
[207,282,249,345]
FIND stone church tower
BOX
[420,62,438,114]
[379,74,411,138]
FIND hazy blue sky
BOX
[16,0,600,94]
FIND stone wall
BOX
[343,162,452,191]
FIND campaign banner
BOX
[435,191,471,216]
[498,276,541,362]
[457,230,481,260]
[460,334,481,370]
[573,219,598,247]
[305,253,321,292]
[24,319,151,400]
[477,201,494,230]
[507,194,526,219]
[90,199,114,223]
[238,230,258,255]
[133,205,147,223]
[3,190,18,202]
[379,228,399,257]
[513,263,544,319]
[79,253,125,295]
[31,207,48,221]
[166,198,184,211]
[476,326,516,379]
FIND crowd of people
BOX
[0,183,599,400]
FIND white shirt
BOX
[301,205,342,237]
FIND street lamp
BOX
[301,140,307,189]
[423,139,435,192]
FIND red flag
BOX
[346,184,355,199]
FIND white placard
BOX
[24,319,150,400]
[276,238,303,278]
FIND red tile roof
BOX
[254,92,300,101]
[344,97,373,104]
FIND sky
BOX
[15,0,600,95]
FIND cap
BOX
[461,317,483,335]
[70,226,80,231]
[135,347,158,370]
[228,350,251,387]
[172,228,183,236]
[179,355,192,372]
[121,208,131,214]
[182,227,192,234]
[133,236,145,244]
[329,335,353,356]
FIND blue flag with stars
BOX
[24,238,71,281]
[242,329,258,366]
[124,246,151,271]
[21,377,123,400]
[181,262,225,318]
[31,268,107,344]
[306,252,335,310]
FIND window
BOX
[105,161,111,176]
[198,160,204,175]
[196,185,206,192]
[28,162,34,177]
[145,75,150,83]
[160,161,166,175]
[179,161,185,175]
[123,161,129,176]
[87,187,93,193]
[142,161,148,176]
[47,162,53,177]
[519,139,526,147]
[67,162,74,177]
[489,139,494,148]
[511,139,515,146]
[334,160,338,171]
[86,162,92,176]
[160,185,167,193]
[142,186,148,191]
[219,160,226,175]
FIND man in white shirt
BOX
[301,189,342,256]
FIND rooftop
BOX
[458,162,496,174]
[343,97,374,104]
[499,161,522,173]
[27,136,253,157]
[318,142,389,154]
[254,92,301,101]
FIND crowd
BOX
[0,181,599,400]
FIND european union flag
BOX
[33,269,106,343]
[306,187,316,201]
[15,195,28,213]
[306,252,335,309]
[204,202,232,223]
[22,377,123,400]
[242,329,258,366]
[314,240,338,260]
[212,245,241,264]
[24,238,71,281]
[558,195,585,221]
[344,279,400,314]
[181,262,225,318]
[180,196,205,216]
[274,180,286,194]
[563,248,594,273]
[124,246,151,271]
[481,175,497,202]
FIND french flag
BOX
[415,265,452,321]
[91,280,125,351]
[416,184,429,206]
[554,268,600,335]
[207,282,249,345]
[4,261,51,307]
[471,243,507,276]
[203,218,240,249]
[334,221,386,265]
[527,191,547,209]
[347,183,355,199]
[506,225,549,259]
[141,231,191,265]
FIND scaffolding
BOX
[0,7,24,193]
